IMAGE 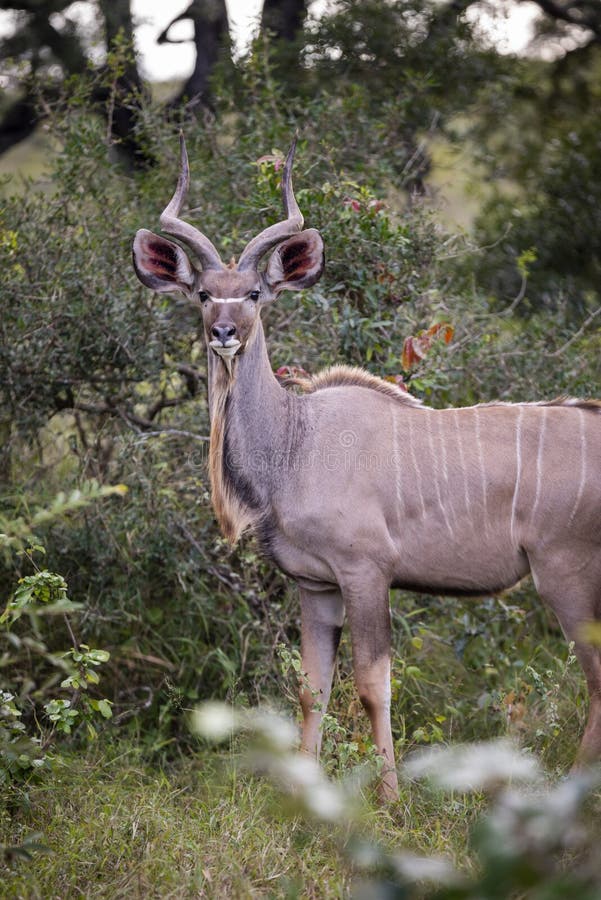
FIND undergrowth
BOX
[0,737,489,898]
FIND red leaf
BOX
[256,154,284,171]
[402,336,427,370]
[402,322,454,370]
[385,374,409,392]
[426,322,454,344]
[343,197,362,213]
[275,365,310,380]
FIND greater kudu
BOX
[133,136,601,799]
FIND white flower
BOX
[190,702,237,741]
[245,709,298,751]
[405,739,541,792]
[270,753,348,821]
[391,851,461,885]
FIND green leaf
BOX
[86,649,110,664]
[97,699,113,719]
[406,666,422,679]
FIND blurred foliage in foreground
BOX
[2,706,601,895]
[0,483,123,799]
[190,703,601,900]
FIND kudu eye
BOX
[249,290,260,302]
[198,290,210,303]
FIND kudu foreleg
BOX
[345,578,398,801]
[298,586,344,757]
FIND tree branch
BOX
[160,0,230,112]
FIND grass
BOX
[1,586,590,897]
[0,655,587,900]
[0,736,491,899]
[1,747,330,897]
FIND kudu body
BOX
[134,137,601,799]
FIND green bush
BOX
[0,484,121,808]
[0,52,596,770]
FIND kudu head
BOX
[132,134,324,373]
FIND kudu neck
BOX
[206,316,291,544]
[208,316,292,455]
[238,316,284,405]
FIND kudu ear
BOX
[264,228,324,296]
[132,229,197,296]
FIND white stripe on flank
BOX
[438,413,449,485]
[407,414,427,519]
[391,415,403,518]
[437,412,457,529]
[530,407,546,524]
[510,407,524,545]
[568,408,587,527]
[426,411,453,535]
[474,408,489,535]
[454,410,470,515]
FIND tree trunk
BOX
[158,0,230,112]
[0,95,39,155]
[0,0,151,166]
[97,0,153,167]
[261,0,308,41]
[259,0,308,79]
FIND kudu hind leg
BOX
[344,578,398,800]
[298,586,344,757]
[566,627,601,767]
[534,567,601,766]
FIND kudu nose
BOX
[211,323,237,345]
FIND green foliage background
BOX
[1,2,601,892]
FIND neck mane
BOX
[288,363,422,406]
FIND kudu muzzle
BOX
[209,321,242,367]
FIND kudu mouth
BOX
[209,338,242,376]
